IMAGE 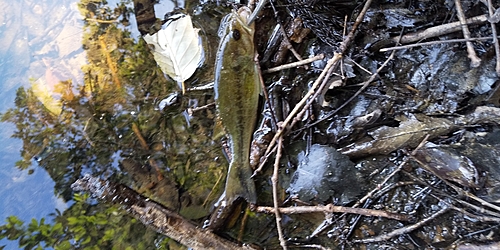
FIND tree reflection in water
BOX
[1,0,223,248]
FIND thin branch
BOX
[401,170,500,218]
[255,53,278,127]
[454,0,481,67]
[431,194,500,222]
[381,36,500,52]
[188,102,215,114]
[186,82,214,91]
[253,54,341,176]
[339,0,374,53]
[248,0,268,25]
[353,206,449,243]
[309,135,430,242]
[389,14,488,44]
[353,134,430,208]
[263,54,325,73]
[256,203,410,221]
[131,122,164,181]
[300,48,396,131]
[408,155,500,214]
[85,18,119,23]
[486,0,500,75]
[132,122,149,149]
[272,133,287,249]
[277,23,304,62]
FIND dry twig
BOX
[253,54,340,175]
[277,23,304,62]
[486,0,500,75]
[454,0,481,67]
[353,206,449,243]
[301,47,396,131]
[408,155,500,214]
[188,102,215,114]
[305,135,429,238]
[263,54,325,73]
[353,135,430,206]
[131,123,164,181]
[399,167,500,239]
[248,0,268,25]
[381,36,500,52]
[272,132,287,250]
[388,14,488,44]
[256,203,410,221]
[432,194,500,223]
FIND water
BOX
[0,0,82,247]
[0,0,235,246]
[0,0,187,248]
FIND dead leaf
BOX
[143,14,204,85]
[341,114,455,157]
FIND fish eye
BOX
[232,29,241,40]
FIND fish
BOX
[214,6,260,204]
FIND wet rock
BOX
[399,45,498,114]
[413,142,479,188]
[452,129,500,203]
[287,144,366,205]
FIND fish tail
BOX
[224,160,256,204]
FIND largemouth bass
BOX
[214,6,260,204]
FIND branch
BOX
[256,203,410,221]
[72,175,256,250]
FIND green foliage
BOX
[0,192,167,249]
[0,214,66,249]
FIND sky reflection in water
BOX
[1,0,102,247]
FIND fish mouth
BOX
[233,7,253,34]
[237,6,251,23]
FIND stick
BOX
[401,170,500,219]
[486,0,500,75]
[300,48,396,131]
[263,54,325,73]
[256,203,410,221]
[389,14,488,44]
[272,133,287,249]
[454,0,481,67]
[407,155,500,214]
[188,102,215,114]
[72,175,256,250]
[431,194,500,222]
[248,0,268,25]
[354,134,430,208]
[339,0,374,53]
[381,36,499,52]
[276,23,304,62]
[353,206,449,243]
[131,122,164,181]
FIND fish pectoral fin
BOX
[253,59,264,96]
